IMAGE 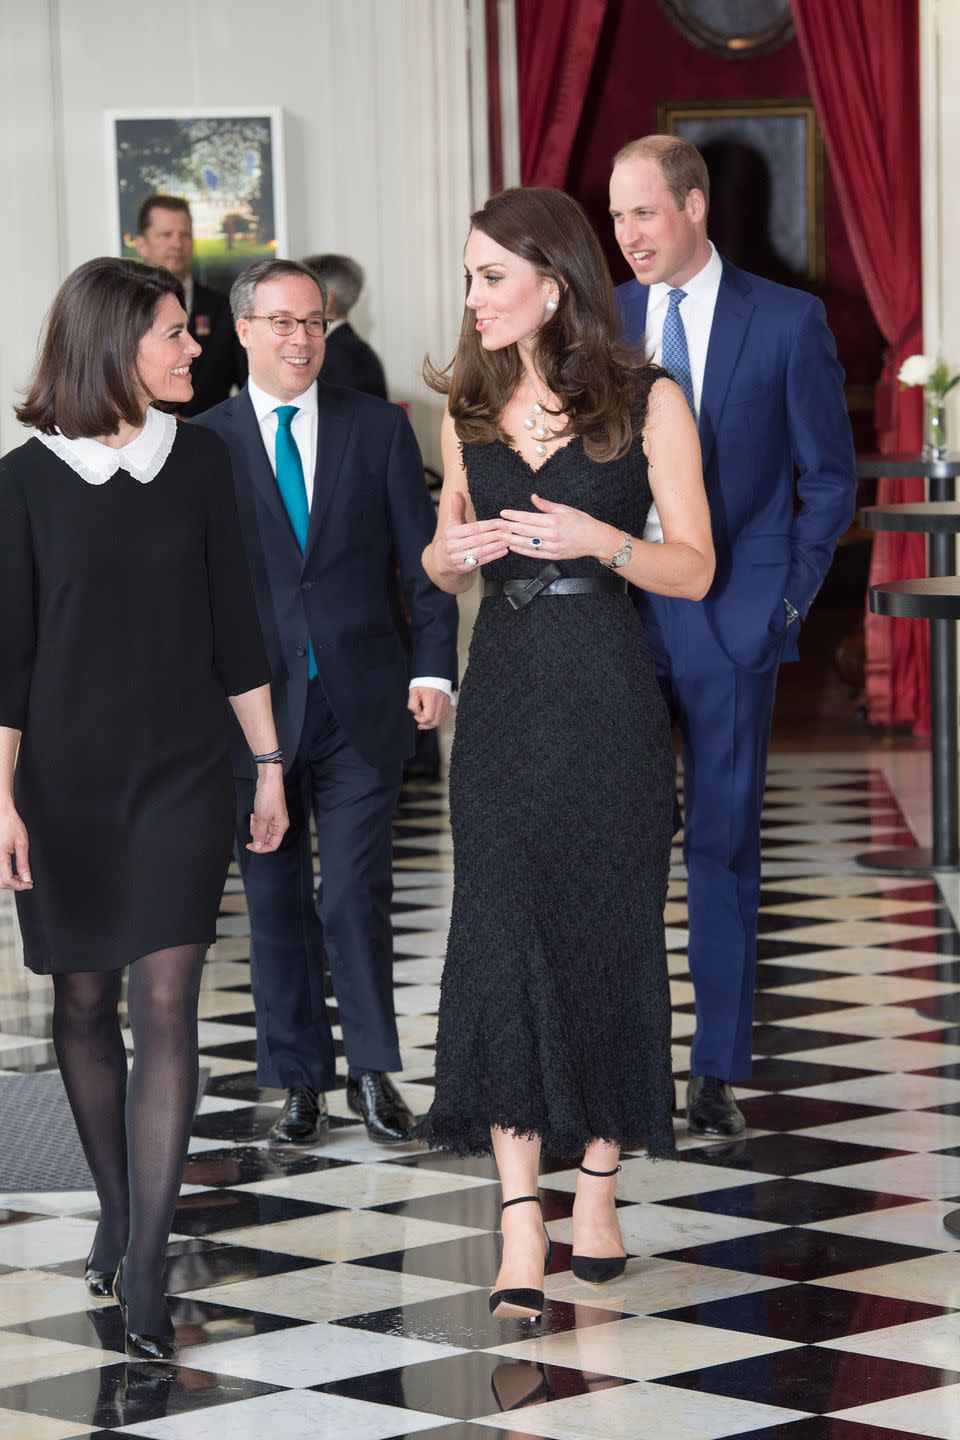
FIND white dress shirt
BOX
[248,375,319,505]
[246,378,450,699]
[641,241,723,543]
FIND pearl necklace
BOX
[521,387,554,456]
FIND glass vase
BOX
[922,392,948,459]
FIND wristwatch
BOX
[606,532,634,569]
[784,598,800,626]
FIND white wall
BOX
[0,0,479,465]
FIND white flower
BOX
[898,354,939,387]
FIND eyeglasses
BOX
[249,314,328,337]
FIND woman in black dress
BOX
[0,258,287,1357]
[418,189,714,1318]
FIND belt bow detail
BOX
[503,564,562,611]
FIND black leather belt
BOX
[483,563,628,611]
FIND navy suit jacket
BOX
[195,383,458,777]
[181,282,247,418]
[616,258,856,670]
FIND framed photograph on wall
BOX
[657,99,824,284]
[657,0,795,59]
[105,107,287,293]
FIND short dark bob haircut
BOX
[16,257,185,439]
[425,186,654,463]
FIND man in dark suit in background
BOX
[196,259,458,1146]
[304,250,442,782]
[303,253,388,399]
[610,136,856,1138]
[135,194,247,416]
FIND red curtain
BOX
[792,0,927,733]
[516,0,608,187]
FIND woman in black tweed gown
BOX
[418,189,714,1318]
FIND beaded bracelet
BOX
[254,749,284,765]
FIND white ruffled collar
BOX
[37,406,177,486]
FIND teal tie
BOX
[274,405,317,679]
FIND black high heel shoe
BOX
[489,1194,553,1320]
[84,1248,116,1300]
[113,1261,178,1361]
[571,1163,627,1283]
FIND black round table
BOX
[857,453,960,485]
[869,577,960,1243]
[860,505,960,871]
[858,453,960,873]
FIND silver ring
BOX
[531,536,543,548]
[464,552,479,567]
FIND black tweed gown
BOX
[417,422,678,1160]
[0,422,270,975]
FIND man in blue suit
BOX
[609,136,855,1136]
[197,259,458,1145]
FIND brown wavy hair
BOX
[16,257,185,438]
[425,186,655,463]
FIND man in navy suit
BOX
[302,251,443,784]
[609,136,856,1136]
[196,259,458,1145]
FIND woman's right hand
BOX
[434,491,509,576]
[0,804,32,889]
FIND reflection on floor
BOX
[1,754,959,1438]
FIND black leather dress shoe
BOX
[113,1263,178,1362]
[686,1075,746,1137]
[268,1085,329,1145]
[346,1071,415,1142]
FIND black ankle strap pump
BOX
[571,1163,627,1284]
[489,1195,553,1320]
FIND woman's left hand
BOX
[500,494,612,562]
[248,771,289,853]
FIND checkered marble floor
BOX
[1,753,960,1438]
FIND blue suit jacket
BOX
[196,382,458,776]
[616,258,856,669]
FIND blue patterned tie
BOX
[274,405,317,679]
[661,288,695,418]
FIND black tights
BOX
[52,944,206,1333]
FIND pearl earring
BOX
[545,297,558,312]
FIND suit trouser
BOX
[638,593,782,1081]
[234,679,403,1089]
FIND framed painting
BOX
[105,107,287,292]
[658,0,795,59]
[657,99,825,284]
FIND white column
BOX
[498,0,521,188]
[921,0,960,433]
[921,0,960,786]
